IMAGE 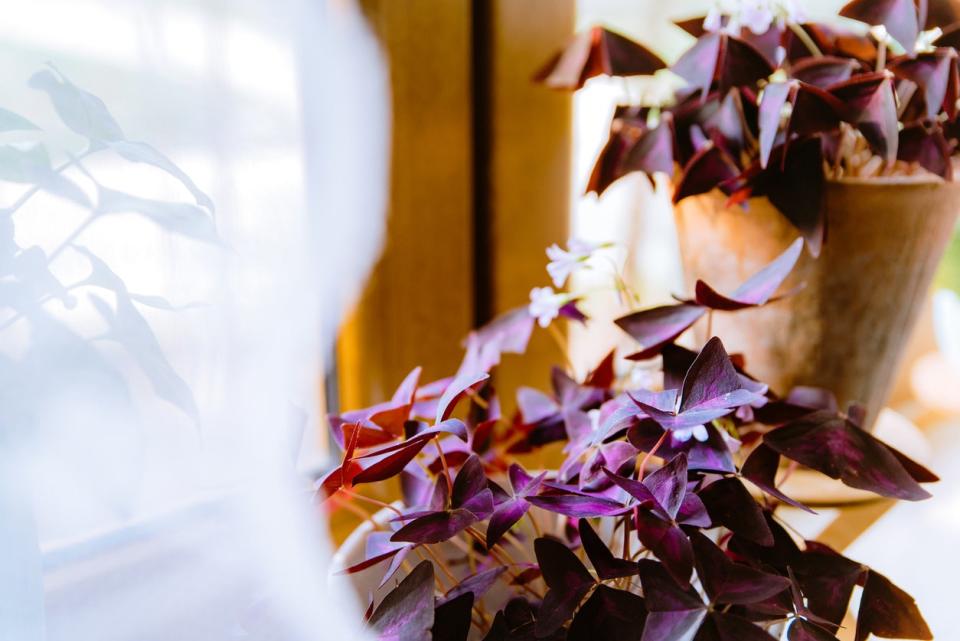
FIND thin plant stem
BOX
[788,22,823,57]
[546,323,576,374]
[705,310,714,340]
[638,430,669,479]
[338,488,404,518]
[421,543,458,588]
[525,511,542,538]
[876,40,887,72]
[434,437,453,489]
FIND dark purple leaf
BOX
[720,35,775,94]
[676,493,711,527]
[898,122,952,179]
[628,421,736,473]
[567,585,647,641]
[452,455,488,508]
[622,114,676,181]
[763,410,934,500]
[617,303,706,360]
[444,566,507,604]
[643,454,689,519]
[839,0,919,51]
[432,593,474,641]
[830,73,899,163]
[788,619,841,641]
[691,532,791,604]
[855,569,932,641]
[368,561,435,641]
[694,237,803,310]
[673,143,740,203]
[351,421,469,485]
[533,537,595,637]
[586,129,632,196]
[740,443,814,511]
[486,499,531,549]
[756,136,826,256]
[535,26,666,90]
[634,509,694,586]
[790,57,859,89]
[637,559,706,640]
[391,509,480,544]
[698,477,775,546]
[890,49,958,120]
[703,611,780,640]
[678,337,766,413]
[578,519,639,580]
[794,542,865,626]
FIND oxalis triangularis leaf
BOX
[615,238,803,358]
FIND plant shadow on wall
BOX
[325,0,956,640]
[1,64,217,426]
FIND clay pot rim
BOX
[827,174,951,187]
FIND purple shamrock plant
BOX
[326,252,935,641]
[539,0,960,255]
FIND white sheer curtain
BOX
[0,0,386,639]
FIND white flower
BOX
[672,424,709,443]
[528,286,568,328]
[545,238,598,288]
[703,0,805,35]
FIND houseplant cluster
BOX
[326,244,936,640]
[538,0,960,429]
[326,1,951,639]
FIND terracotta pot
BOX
[674,176,960,430]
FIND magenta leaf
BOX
[855,570,932,641]
[758,82,792,168]
[839,0,919,51]
[697,477,775,545]
[578,519,640,580]
[691,532,791,604]
[526,490,630,518]
[436,371,490,423]
[368,561,435,641]
[533,537,596,636]
[672,32,722,99]
[535,26,666,90]
[567,585,647,641]
[586,128,633,196]
[644,454,689,519]
[616,303,706,360]
[763,410,936,500]
[694,238,803,310]
[628,420,736,473]
[432,592,474,641]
